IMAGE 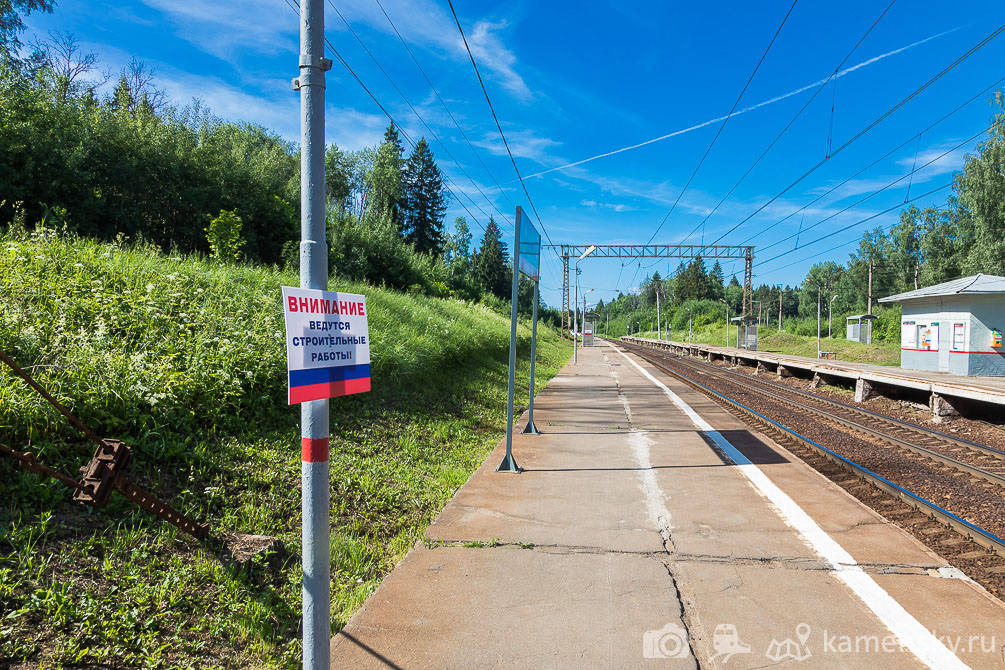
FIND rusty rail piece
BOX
[0,351,209,539]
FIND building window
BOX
[952,322,966,351]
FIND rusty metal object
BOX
[1,351,210,540]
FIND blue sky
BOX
[25,0,1005,309]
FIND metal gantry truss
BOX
[547,244,755,337]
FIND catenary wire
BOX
[446,0,562,261]
[708,23,1005,248]
[678,1,897,246]
[646,0,800,245]
[282,0,489,233]
[371,0,518,213]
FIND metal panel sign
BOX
[282,286,371,404]
[517,208,541,280]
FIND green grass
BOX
[0,227,572,668]
[634,323,900,366]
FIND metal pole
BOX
[688,312,692,343]
[656,289,661,340]
[295,0,331,666]
[573,264,579,363]
[522,280,540,435]
[498,217,521,472]
[817,289,821,359]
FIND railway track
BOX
[617,339,1005,559]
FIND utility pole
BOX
[778,289,783,331]
[829,294,839,339]
[867,259,873,315]
[817,288,821,359]
[294,0,332,667]
[656,289,661,341]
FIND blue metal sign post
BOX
[499,207,542,471]
[520,209,541,435]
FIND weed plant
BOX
[0,227,571,668]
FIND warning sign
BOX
[282,286,371,404]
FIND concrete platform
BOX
[331,343,1005,669]
[624,336,1005,420]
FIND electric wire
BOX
[646,0,800,245]
[678,0,897,246]
[756,181,952,272]
[326,0,512,229]
[371,0,518,212]
[734,73,1005,249]
[445,0,560,260]
[708,23,1005,248]
[282,0,490,233]
[757,125,989,256]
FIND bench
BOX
[819,351,838,360]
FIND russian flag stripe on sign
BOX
[289,377,371,404]
[288,364,371,403]
[288,363,371,387]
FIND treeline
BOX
[0,8,557,323]
[1,33,300,264]
[599,95,1005,343]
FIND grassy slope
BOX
[0,229,571,669]
[634,323,900,366]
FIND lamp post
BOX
[686,307,693,343]
[829,294,839,339]
[719,298,728,347]
[574,246,596,364]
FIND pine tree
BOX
[709,260,725,300]
[372,123,405,232]
[473,216,509,299]
[402,137,447,256]
[109,75,133,115]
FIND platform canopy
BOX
[879,274,1005,303]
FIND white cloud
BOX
[580,198,637,213]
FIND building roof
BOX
[878,274,1005,303]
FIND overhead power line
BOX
[735,74,1005,249]
[756,181,952,273]
[755,125,990,258]
[445,0,559,256]
[281,0,490,233]
[326,0,511,229]
[371,0,517,212]
[678,0,897,246]
[708,22,1005,248]
[646,0,800,245]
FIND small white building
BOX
[878,274,1005,376]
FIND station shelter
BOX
[730,315,758,351]
[879,274,1005,376]
[845,314,878,344]
[583,313,597,347]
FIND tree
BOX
[724,275,743,313]
[0,0,53,54]
[369,123,405,231]
[444,216,472,276]
[402,137,447,256]
[473,216,509,299]
[709,260,725,300]
[955,93,1005,276]
[30,31,105,102]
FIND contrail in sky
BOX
[523,27,961,180]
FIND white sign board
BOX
[282,286,370,404]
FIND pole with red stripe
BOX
[295,0,332,666]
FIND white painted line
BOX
[607,342,970,670]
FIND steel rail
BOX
[616,341,1005,557]
[656,351,1005,488]
[623,339,1005,462]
